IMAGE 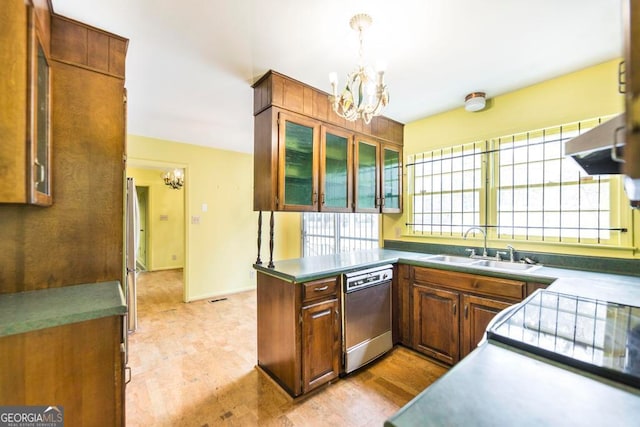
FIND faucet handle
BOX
[465,248,476,258]
[495,251,507,261]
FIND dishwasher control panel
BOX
[343,265,393,292]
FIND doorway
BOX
[135,186,149,272]
[126,163,188,303]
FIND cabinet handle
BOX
[381,197,386,207]
[464,305,469,319]
[314,285,329,292]
[313,192,318,204]
[453,303,457,316]
[34,159,45,184]
[612,125,626,163]
[321,193,326,205]
[125,366,132,385]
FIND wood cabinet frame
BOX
[381,142,403,213]
[319,124,353,212]
[257,272,341,397]
[253,70,403,213]
[27,8,52,206]
[276,111,320,211]
[354,137,381,213]
[409,266,526,365]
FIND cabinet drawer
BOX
[302,277,338,303]
[414,267,524,301]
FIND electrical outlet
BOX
[172,254,177,261]
[191,216,200,225]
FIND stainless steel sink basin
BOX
[471,260,542,272]
[422,254,479,264]
[419,254,542,272]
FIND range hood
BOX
[565,113,639,208]
[564,114,626,175]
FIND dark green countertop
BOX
[385,265,640,426]
[385,341,640,427]
[254,248,640,288]
[0,281,126,337]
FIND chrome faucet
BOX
[506,245,515,262]
[463,226,488,257]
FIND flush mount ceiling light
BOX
[162,169,184,190]
[328,13,389,124]
[465,92,486,112]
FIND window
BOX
[408,117,630,247]
[408,141,484,236]
[302,213,379,256]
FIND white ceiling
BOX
[51,0,623,154]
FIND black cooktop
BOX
[487,289,640,389]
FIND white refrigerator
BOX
[126,177,139,333]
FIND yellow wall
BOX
[383,59,640,258]
[126,167,185,271]
[127,135,300,301]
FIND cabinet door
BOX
[412,284,460,365]
[302,298,340,393]
[278,112,319,211]
[320,126,352,212]
[354,138,380,213]
[28,26,52,206]
[461,294,512,358]
[623,0,639,178]
[381,143,402,213]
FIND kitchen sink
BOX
[420,254,542,272]
[422,254,480,264]
[470,259,542,272]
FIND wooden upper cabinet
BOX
[253,70,403,213]
[354,137,380,213]
[381,143,402,213]
[0,1,52,206]
[623,0,640,178]
[50,15,128,79]
[320,125,353,212]
[277,112,320,211]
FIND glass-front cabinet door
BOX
[30,34,52,206]
[277,112,319,211]
[381,143,402,213]
[320,126,352,212]
[354,138,380,213]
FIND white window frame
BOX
[302,213,379,257]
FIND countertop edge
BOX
[0,281,127,338]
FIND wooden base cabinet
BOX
[410,267,525,365]
[412,284,460,365]
[257,272,341,397]
[0,316,124,426]
[460,294,512,358]
[302,298,341,392]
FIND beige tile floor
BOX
[125,269,447,426]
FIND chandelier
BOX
[162,169,184,190]
[328,13,389,124]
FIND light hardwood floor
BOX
[126,269,447,426]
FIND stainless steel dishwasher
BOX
[342,264,393,373]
